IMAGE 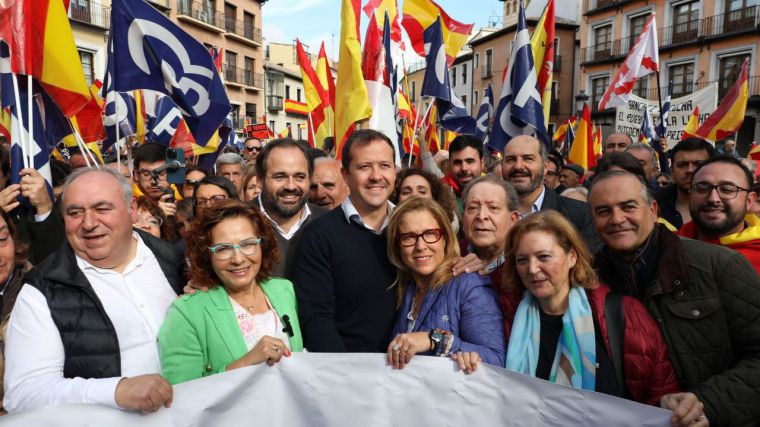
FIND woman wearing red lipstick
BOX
[158,200,302,384]
[385,197,504,373]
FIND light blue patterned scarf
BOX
[506,287,597,390]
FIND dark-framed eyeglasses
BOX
[137,168,166,179]
[689,182,751,199]
[208,238,262,260]
[195,194,228,207]
[245,146,262,153]
[185,180,201,189]
[397,228,444,247]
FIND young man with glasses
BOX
[243,137,263,163]
[676,156,760,273]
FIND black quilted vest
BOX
[24,230,185,379]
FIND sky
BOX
[262,0,505,62]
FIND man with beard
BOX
[501,135,601,252]
[676,156,760,273]
[256,138,325,278]
[310,158,349,210]
[446,136,484,213]
[656,138,714,229]
[589,170,760,427]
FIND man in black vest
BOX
[4,167,185,413]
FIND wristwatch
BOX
[429,330,444,354]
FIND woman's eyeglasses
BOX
[195,194,228,207]
[397,229,444,247]
[208,238,262,260]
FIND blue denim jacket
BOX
[389,272,506,366]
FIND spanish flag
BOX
[316,42,335,143]
[592,123,602,158]
[681,106,700,141]
[0,0,92,116]
[401,0,474,65]
[335,0,372,155]
[553,116,576,142]
[696,58,749,142]
[568,104,595,170]
[363,0,404,48]
[0,107,10,140]
[530,0,555,125]
[424,103,439,153]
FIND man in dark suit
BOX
[255,138,325,279]
[501,135,601,252]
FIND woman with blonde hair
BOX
[497,211,680,406]
[385,197,504,373]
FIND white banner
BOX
[2,354,670,427]
[615,83,717,149]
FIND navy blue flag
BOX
[420,17,450,101]
[198,117,234,172]
[106,0,231,147]
[488,0,547,152]
[655,81,672,140]
[103,91,137,152]
[474,84,494,141]
[148,95,184,146]
[0,41,13,109]
[437,88,476,135]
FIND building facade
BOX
[579,0,760,152]
[264,43,310,140]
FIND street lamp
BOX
[575,90,589,114]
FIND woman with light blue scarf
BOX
[498,211,681,406]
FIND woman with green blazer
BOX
[159,200,303,385]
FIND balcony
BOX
[638,76,760,102]
[176,0,224,32]
[224,65,244,86]
[267,95,283,111]
[481,67,493,80]
[244,70,263,90]
[702,7,759,39]
[68,0,110,30]
[584,0,634,16]
[224,17,263,46]
[146,0,171,11]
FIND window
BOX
[231,104,240,127]
[286,122,291,133]
[669,62,694,97]
[551,80,559,113]
[485,49,493,77]
[474,53,479,69]
[462,65,467,85]
[78,50,94,86]
[70,0,92,24]
[225,50,237,82]
[633,77,649,98]
[593,24,612,59]
[285,85,291,99]
[461,95,467,110]
[725,0,759,29]
[628,14,648,50]
[591,75,610,111]
[245,57,255,86]
[451,67,457,86]
[719,53,751,99]
[411,81,416,102]
[224,3,237,32]
[269,120,276,132]
[474,90,479,107]
[298,124,303,140]
[244,12,255,40]
[297,88,302,102]
[246,102,257,118]
[672,1,699,43]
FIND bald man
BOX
[604,133,633,153]
[309,157,349,210]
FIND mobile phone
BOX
[166,148,185,185]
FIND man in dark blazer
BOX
[501,135,601,252]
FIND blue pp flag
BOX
[474,84,494,141]
[106,0,231,147]
[103,91,137,151]
[147,95,185,147]
[420,17,450,101]
[655,81,672,140]
[437,88,476,135]
[489,0,547,152]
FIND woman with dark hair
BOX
[182,165,208,200]
[134,197,177,242]
[241,170,260,203]
[159,200,302,384]
[385,197,504,372]
[392,168,459,231]
[192,175,239,216]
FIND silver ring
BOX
[272,345,279,352]
[392,344,401,351]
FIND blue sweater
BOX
[390,272,506,366]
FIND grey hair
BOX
[215,152,246,170]
[561,186,589,198]
[626,143,658,170]
[590,169,654,205]
[461,174,519,211]
[60,166,134,209]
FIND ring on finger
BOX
[272,345,279,352]
[392,344,401,351]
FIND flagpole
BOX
[654,70,666,144]
[10,73,29,169]
[67,118,96,168]
[27,75,34,169]
[308,112,317,147]
[410,99,435,168]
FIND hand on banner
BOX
[158,193,177,217]
[451,352,481,374]
[227,336,291,370]
[660,392,708,427]
[114,374,173,413]
[20,168,53,215]
[387,332,430,369]
[0,185,21,213]
[452,253,489,276]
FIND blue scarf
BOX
[506,287,597,391]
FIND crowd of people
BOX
[0,128,758,426]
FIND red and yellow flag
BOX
[681,106,700,141]
[401,0,474,65]
[315,42,336,144]
[530,0,555,125]
[696,58,749,141]
[284,99,309,116]
[278,126,291,139]
[335,0,372,155]
[553,116,576,142]
[0,107,10,140]
[424,103,439,153]
[0,0,92,116]
[568,104,595,170]
[592,123,602,158]
[363,0,404,48]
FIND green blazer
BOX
[158,277,303,385]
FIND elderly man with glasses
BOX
[676,155,760,274]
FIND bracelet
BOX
[433,329,452,357]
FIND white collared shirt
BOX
[520,186,547,219]
[3,233,177,412]
[340,196,395,234]
[257,196,312,240]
